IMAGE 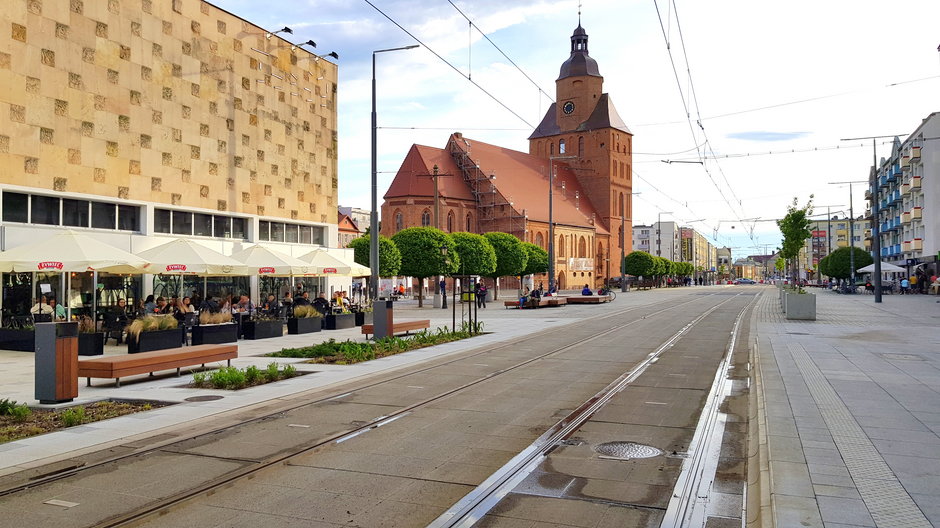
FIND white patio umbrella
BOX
[229,245,315,276]
[298,249,352,276]
[857,262,905,273]
[137,238,247,276]
[0,230,150,274]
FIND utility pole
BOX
[548,155,576,292]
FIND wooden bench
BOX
[503,297,567,309]
[361,319,430,339]
[77,344,238,387]
[565,295,612,304]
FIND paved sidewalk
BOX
[751,288,940,527]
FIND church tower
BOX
[528,24,634,272]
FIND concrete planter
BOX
[324,313,355,330]
[243,320,284,340]
[128,328,185,353]
[287,317,322,334]
[191,323,238,345]
[784,292,816,320]
[78,332,105,356]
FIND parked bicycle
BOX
[596,287,617,301]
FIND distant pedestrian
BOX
[900,278,909,294]
[475,282,487,308]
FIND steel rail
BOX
[79,294,724,527]
[427,292,753,528]
[659,291,761,527]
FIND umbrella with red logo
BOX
[0,230,150,273]
[136,239,247,276]
[229,245,314,276]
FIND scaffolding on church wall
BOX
[447,136,527,241]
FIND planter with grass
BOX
[243,317,283,340]
[126,315,183,353]
[324,312,355,330]
[77,316,104,356]
[0,328,35,352]
[192,312,238,345]
[287,305,322,335]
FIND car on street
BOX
[734,278,756,284]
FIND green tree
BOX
[347,234,401,277]
[450,232,496,277]
[777,196,814,283]
[623,251,655,288]
[392,227,458,307]
[821,246,873,280]
[520,242,549,277]
[482,232,527,299]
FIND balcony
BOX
[865,189,872,200]
[910,146,921,160]
[879,174,889,187]
[901,156,911,170]
[901,182,911,195]
[912,176,922,189]
[901,211,912,224]
[890,190,902,204]
[902,241,911,252]
[912,238,923,251]
[912,207,922,220]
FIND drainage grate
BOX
[594,441,662,460]
[184,395,224,402]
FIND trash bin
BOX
[35,322,79,404]
[373,300,394,339]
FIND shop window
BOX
[271,222,285,242]
[62,198,89,227]
[299,225,312,244]
[285,224,299,243]
[231,217,246,240]
[117,205,138,231]
[31,195,60,225]
[194,213,213,236]
[92,202,115,229]
[154,209,171,233]
[216,216,233,238]
[257,220,270,241]
[2,192,28,223]
[172,210,192,235]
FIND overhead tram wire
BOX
[651,0,748,229]
[633,139,894,163]
[668,0,747,226]
[379,126,531,131]
[362,0,534,128]
[445,0,554,105]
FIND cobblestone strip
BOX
[789,344,931,528]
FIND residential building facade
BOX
[868,112,938,277]
[632,224,652,253]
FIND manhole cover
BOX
[184,395,224,402]
[594,441,662,460]
[881,353,925,361]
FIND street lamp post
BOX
[370,44,419,300]
[547,155,576,293]
[829,181,866,295]
[440,246,448,310]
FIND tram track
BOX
[428,292,758,528]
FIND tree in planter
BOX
[392,227,458,307]
[520,242,549,289]
[451,232,497,289]
[623,250,655,289]
[348,234,401,294]
[776,196,814,284]
[482,232,527,299]
[818,246,873,281]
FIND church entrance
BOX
[557,271,567,290]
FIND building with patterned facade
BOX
[381,24,632,289]
[0,0,343,317]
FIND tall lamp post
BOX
[829,180,867,295]
[370,44,419,300]
[547,155,576,293]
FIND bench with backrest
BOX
[360,319,430,339]
[77,344,238,387]
[565,295,611,304]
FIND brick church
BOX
[380,24,633,289]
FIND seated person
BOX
[30,295,53,315]
[312,292,331,315]
[48,298,67,321]
[233,294,254,314]
[293,291,311,306]
[581,284,593,296]
[261,294,279,316]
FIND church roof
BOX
[528,93,631,139]
[383,144,476,201]
[385,135,605,234]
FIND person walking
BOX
[900,277,910,294]
[475,281,487,309]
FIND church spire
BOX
[557,24,601,80]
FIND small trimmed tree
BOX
[623,251,655,288]
[348,234,401,277]
[520,242,549,288]
[823,246,873,280]
[392,227,458,307]
[450,232,497,278]
[482,232,527,299]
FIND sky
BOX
[211,0,940,259]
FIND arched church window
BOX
[395,211,403,232]
[578,136,584,156]
[421,210,431,227]
[559,139,566,154]
[557,235,565,257]
[447,211,454,232]
[466,213,473,231]
[578,236,587,258]
[619,192,624,216]
[550,142,555,156]
[535,232,544,249]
